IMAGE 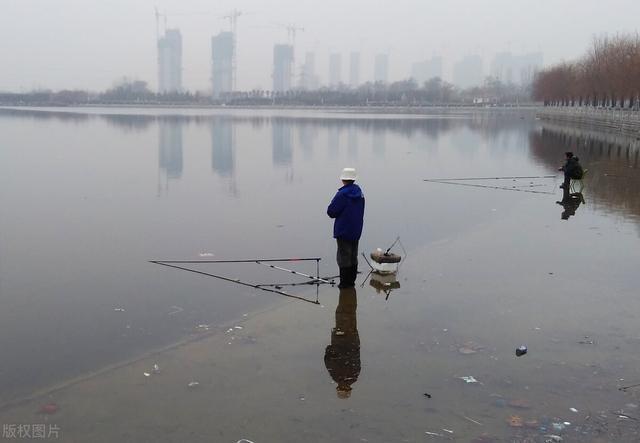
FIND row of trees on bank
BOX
[1,76,533,107]
[533,34,640,108]
[221,76,531,106]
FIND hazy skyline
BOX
[1,0,639,92]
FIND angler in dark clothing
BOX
[324,287,360,399]
[327,167,365,289]
[559,151,583,189]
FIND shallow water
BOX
[1,107,640,442]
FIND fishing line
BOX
[423,175,556,181]
[423,179,556,195]
[150,260,321,305]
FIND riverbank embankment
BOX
[1,103,537,118]
[537,107,640,138]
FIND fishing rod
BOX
[385,236,400,254]
[257,275,339,288]
[423,175,556,181]
[255,261,334,284]
[423,180,556,195]
[150,261,321,305]
[151,257,321,264]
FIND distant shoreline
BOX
[0,103,539,117]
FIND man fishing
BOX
[327,167,365,289]
[559,151,583,189]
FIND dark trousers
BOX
[336,239,358,288]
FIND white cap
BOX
[340,167,357,181]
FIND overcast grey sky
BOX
[1,0,639,92]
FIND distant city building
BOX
[157,29,182,93]
[211,32,234,98]
[349,52,360,87]
[300,52,319,90]
[329,53,342,87]
[374,54,389,83]
[491,52,543,85]
[452,55,484,89]
[273,44,294,92]
[411,56,443,84]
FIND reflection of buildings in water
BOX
[211,117,235,177]
[297,124,316,160]
[158,120,183,195]
[272,120,293,166]
[324,287,360,399]
[372,129,386,157]
[328,125,340,159]
[530,124,640,225]
[347,126,358,161]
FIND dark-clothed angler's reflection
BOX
[158,120,183,195]
[211,117,235,177]
[556,188,585,220]
[324,287,360,399]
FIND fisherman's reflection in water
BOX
[324,287,360,399]
[556,187,585,220]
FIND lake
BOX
[1,107,639,442]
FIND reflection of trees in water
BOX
[2,108,533,139]
[103,114,155,131]
[0,108,92,126]
[529,124,640,226]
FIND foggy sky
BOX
[1,0,639,92]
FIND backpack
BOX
[570,160,583,179]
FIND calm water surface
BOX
[1,107,640,442]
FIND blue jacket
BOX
[327,183,365,241]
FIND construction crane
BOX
[273,23,304,75]
[154,7,168,41]
[285,24,304,48]
[220,9,243,91]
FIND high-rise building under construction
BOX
[211,32,234,97]
[300,52,319,90]
[329,53,342,87]
[273,44,294,92]
[349,52,360,87]
[157,29,182,93]
[374,54,389,83]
